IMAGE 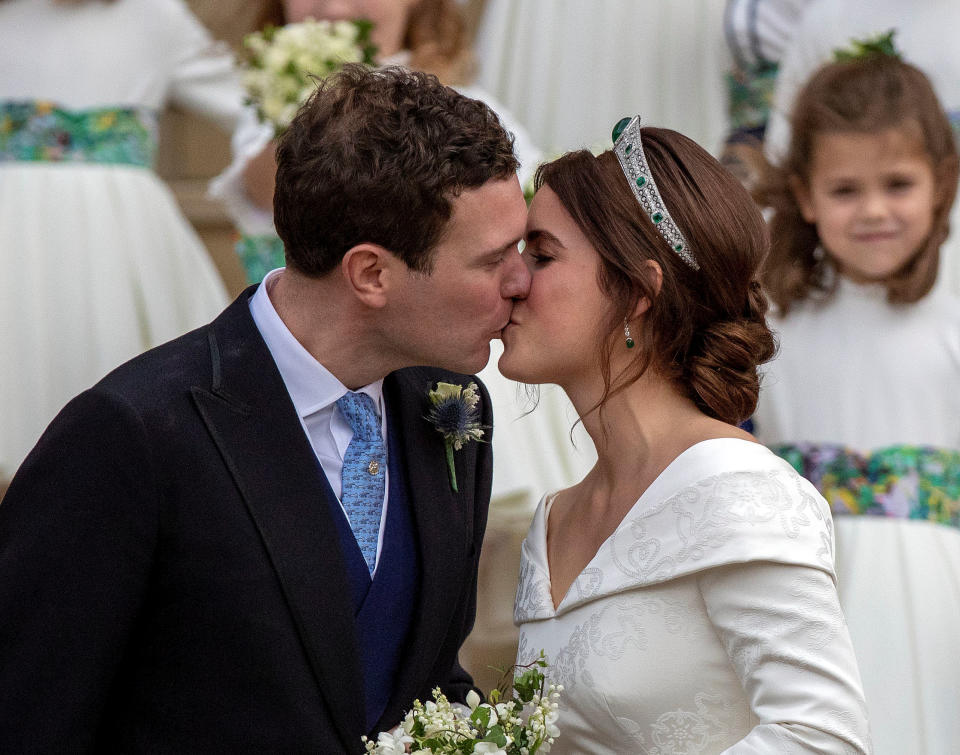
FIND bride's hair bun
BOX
[684,282,776,424]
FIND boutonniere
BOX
[426,381,485,493]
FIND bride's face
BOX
[499,186,612,386]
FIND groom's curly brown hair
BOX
[273,64,519,277]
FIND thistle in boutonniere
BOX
[426,381,484,493]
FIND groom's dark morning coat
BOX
[0,289,493,753]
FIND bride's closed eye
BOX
[528,252,554,267]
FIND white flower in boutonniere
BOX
[426,381,485,493]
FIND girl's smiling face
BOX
[793,125,938,283]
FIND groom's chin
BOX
[441,342,491,376]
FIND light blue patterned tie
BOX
[336,391,386,575]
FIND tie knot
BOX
[336,391,381,441]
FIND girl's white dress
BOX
[754,279,960,754]
[0,0,242,479]
[515,439,872,754]
[473,0,731,155]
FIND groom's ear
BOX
[341,243,393,308]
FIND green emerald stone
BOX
[626,337,636,349]
[612,117,631,143]
[625,144,633,154]
[675,243,684,251]
[652,212,664,224]
[636,175,646,188]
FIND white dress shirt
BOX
[249,269,389,570]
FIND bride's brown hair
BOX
[536,128,776,425]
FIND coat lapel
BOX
[190,292,365,749]
[382,369,475,715]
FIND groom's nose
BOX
[501,247,531,300]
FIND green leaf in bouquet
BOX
[512,665,545,704]
[470,704,491,729]
[483,724,508,747]
[352,18,378,65]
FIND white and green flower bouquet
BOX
[241,18,377,134]
[363,653,563,755]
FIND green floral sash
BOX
[0,100,155,167]
[726,62,778,135]
[236,233,285,284]
[774,443,960,530]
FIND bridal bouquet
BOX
[363,653,562,754]
[242,18,377,134]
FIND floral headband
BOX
[612,116,699,270]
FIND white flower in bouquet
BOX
[363,652,563,755]
[242,17,377,135]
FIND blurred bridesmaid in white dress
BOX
[0,0,242,481]
[501,116,871,753]
[475,0,731,154]
[756,52,960,755]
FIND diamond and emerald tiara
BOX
[612,116,699,270]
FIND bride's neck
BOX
[569,371,713,491]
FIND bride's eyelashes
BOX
[529,253,554,267]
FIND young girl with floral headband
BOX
[754,50,960,752]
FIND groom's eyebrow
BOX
[479,237,524,260]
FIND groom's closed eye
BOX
[477,240,522,268]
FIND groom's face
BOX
[387,175,530,374]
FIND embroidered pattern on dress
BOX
[718,574,844,679]
[607,469,831,582]
[515,468,834,622]
[649,692,731,755]
[515,553,552,622]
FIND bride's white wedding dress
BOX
[515,439,872,754]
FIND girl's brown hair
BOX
[257,0,473,84]
[537,128,776,425]
[761,55,959,314]
[403,0,474,85]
